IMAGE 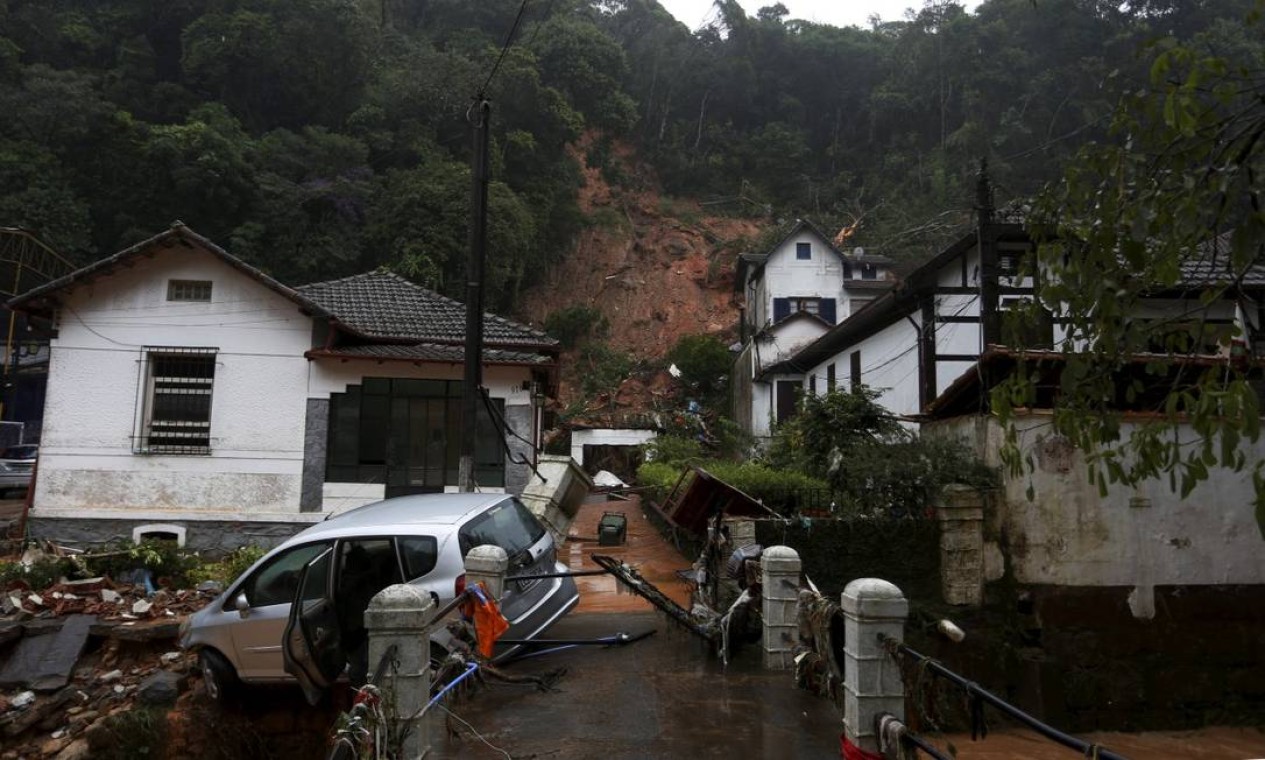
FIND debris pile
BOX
[0,645,194,759]
[0,543,221,758]
[2,577,208,624]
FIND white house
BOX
[785,198,1265,613]
[7,224,558,552]
[790,209,1264,420]
[731,219,894,443]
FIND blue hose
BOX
[423,662,478,716]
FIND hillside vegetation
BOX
[1,0,1259,314]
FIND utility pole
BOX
[459,99,491,493]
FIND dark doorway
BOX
[775,380,801,424]
[582,445,643,484]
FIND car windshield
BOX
[1,446,36,460]
[459,499,546,559]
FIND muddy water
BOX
[564,493,695,614]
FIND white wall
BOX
[929,415,1265,617]
[570,428,657,465]
[36,245,313,522]
[754,317,828,372]
[807,315,922,417]
[752,232,845,329]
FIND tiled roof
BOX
[307,343,552,365]
[1177,232,1265,287]
[7,223,328,318]
[297,271,556,347]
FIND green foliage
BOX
[768,386,904,474]
[544,305,609,349]
[830,435,998,515]
[85,539,201,588]
[992,0,1265,536]
[635,457,831,511]
[699,460,832,503]
[641,434,705,467]
[666,334,732,412]
[577,342,635,400]
[769,388,996,514]
[0,556,76,591]
[0,0,1257,289]
[188,545,267,587]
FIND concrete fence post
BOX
[465,544,510,601]
[761,545,801,670]
[937,485,985,606]
[841,578,908,754]
[365,584,436,760]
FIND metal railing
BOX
[882,637,1128,760]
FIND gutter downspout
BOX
[904,311,924,409]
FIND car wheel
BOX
[199,649,239,702]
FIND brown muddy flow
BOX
[565,493,695,615]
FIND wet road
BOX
[431,611,845,759]
[430,493,1265,760]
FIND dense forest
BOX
[1,0,1260,310]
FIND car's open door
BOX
[281,546,343,705]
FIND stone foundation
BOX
[28,517,309,555]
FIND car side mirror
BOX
[235,593,250,619]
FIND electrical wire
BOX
[436,704,512,760]
[477,0,531,99]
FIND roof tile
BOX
[298,270,556,347]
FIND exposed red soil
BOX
[516,133,765,415]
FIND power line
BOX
[478,0,531,99]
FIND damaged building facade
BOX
[7,224,558,552]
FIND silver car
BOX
[0,445,37,497]
[179,493,579,702]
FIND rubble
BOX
[0,545,218,757]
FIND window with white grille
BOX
[136,348,217,454]
[167,280,212,302]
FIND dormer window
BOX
[796,243,811,260]
[168,279,212,302]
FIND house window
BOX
[137,348,217,454]
[775,380,801,424]
[861,264,877,281]
[850,298,874,316]
[827,364,836,392]
[809,374,817,396]
[850,351,861,391]
[167,279,212,302]
[326,379,505,493]
[997,243,1032,276]
[795,297,820,316]
[796,242,811,260]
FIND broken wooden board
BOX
[0,614,96,691]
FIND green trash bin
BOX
[598,512,627,546]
